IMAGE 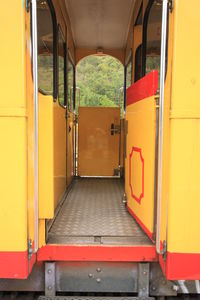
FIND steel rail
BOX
[31,0,39,252]
[156,0,168,255]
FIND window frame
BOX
[135,3,143,26]
[134,44,143,82]
[124,49,133,111]
[67,50,75,113]
[46,0,57,100]
[37,0,57,100]
[57,24,67,108]
[142,0,154,77]
[142,0,169,79]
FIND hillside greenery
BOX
[76,55,124,109]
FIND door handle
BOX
[110,123,115,135]
[111,123,120,135]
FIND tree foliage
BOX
[76,55,124,108]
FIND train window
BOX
[58,26,66,107]
[143,0,162,77]
[37,0,56,98]
[135,44,142,82]
[67,52,75,112]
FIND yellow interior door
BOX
[125,95,157,241]
[78,107,120,176]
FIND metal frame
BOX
[67,49,75,112]
[156,0,168,255]
[31,0,39,253]
[142,0,154,77]
[47,0,58,101]
[57,24,67,108]
[124,49,133,112]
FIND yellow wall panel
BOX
[0,118,27,251]
[39,93,54,219]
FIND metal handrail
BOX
[156,0,168,255]
[32,0,39,252]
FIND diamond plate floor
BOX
[48,178,152,245]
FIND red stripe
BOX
[37,244,157,262]
[127,206,154,242]
[166,252,200,280]
[0,251,28,279]
[126,70,158,106]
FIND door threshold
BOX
[37,244,157,262]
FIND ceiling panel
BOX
[65,0,136,49]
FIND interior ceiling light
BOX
[96,48,104,55]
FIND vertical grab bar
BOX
[156,0,168,255]
[31,0,39,252]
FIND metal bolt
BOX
[151,286,157,291]
[172,285,179,292]
[96,268,101,272]
[143,271,147,275]
[142,287,146,291]
[96,278,101,283]
[48,269,52,274]
[88,273,93,278]
[48,285,52,290]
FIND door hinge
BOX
[28,239,34,260]
[168,0,174,12]
[124,120,128,158]
[162,240,167,261]
[26,0,31,12]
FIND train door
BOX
[78,106,121,177]
[125,0,163,242]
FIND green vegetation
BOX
[38,55,53,95]
[76,55,124,108]
[38,54,124,111]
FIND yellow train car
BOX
[0,0,200,298]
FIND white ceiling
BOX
[65,0,136,49]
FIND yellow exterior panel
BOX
[78,107,120,177]
[166,0,200,254]
[0,1,26,108]
[168,120,200,253]
[171,0,200,113]
[39,93,54,219]
[0,118,27,251]
[125,97,156,235]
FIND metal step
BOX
[38,297,152,300]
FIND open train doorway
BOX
[47,55,153,251]
[76,55,124,177]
